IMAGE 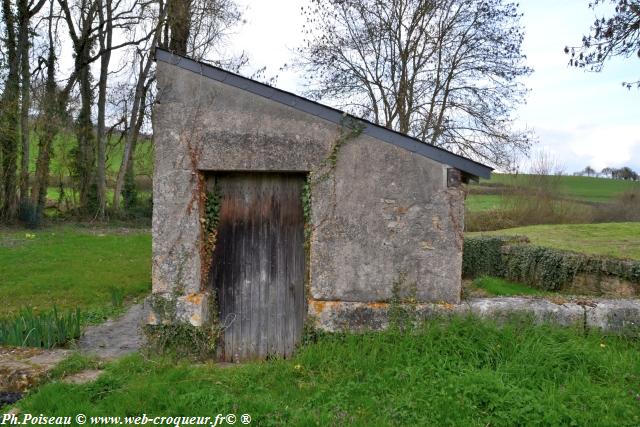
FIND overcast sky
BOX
[224,0,640,174]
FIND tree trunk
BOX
[58,0,98,215]
[113,1,167,211]
[17,0,30,203]
[32,0,59,218]
[113,73,150,211]
[76,55,95,213]
[95,0,113,219]
[1,0,20,220]
[167,0,191,55]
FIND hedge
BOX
[462,237,505,278]
[463,237,640,292]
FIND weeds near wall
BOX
[389,271,418,332]
[145,322,218,360]
[145,290,221,361]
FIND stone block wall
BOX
[150,61,465,328]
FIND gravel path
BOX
[78,304,147,360]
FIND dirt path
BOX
[78,304,147,360]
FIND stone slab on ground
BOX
[0,347,71,393]
[62,369,104,385]
[0,304,146,397]
[78,304,146,360]
[587,299,640,332]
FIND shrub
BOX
[464,209,518,232]
[593,189,640,222]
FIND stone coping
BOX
[309,297,640,333]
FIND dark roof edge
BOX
[155,48,493,179]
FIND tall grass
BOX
[593,188,640,222]
[466,173,595,231]
[0,307,81,348]
[17,316,640,425]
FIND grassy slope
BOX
[469,223,640,260]
[17,317,640,426]
[0,226,151,317]
[467,174,640,213]
[482,174,640,202]
[28,131,154,179]
[465,194,503,212]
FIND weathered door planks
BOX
[208,173,305,362]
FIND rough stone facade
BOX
[151,58,469,329]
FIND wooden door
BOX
[209,173,306,362]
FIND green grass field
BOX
[467,174,640,213]
[472,276,548,297]
[0,226,151,318]
[16,317,640,425]
[465,194,503,212]
[478,174,640,203]
[28,131,154,181]
[469,222,640,260]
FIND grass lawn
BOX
[474,174,640,203]
[465,194,503,212]
[473,276,547,297]
[0,226,151,318]
[15,317,640,426]
[44,188,152,209]
[469,222,640,261]
[28,132,153,178]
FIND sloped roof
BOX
[155,48,493,179]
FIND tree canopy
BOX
[297,0,533,167]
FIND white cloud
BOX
[534,125,640,172]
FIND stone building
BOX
[150,48,492,361]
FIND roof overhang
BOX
[155,48,493,180]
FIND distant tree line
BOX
[575,165,639,180]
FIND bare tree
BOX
[31,0,62,218]
[113,1,167,211]
[601,167,614,178]
[157,0,242,59]
[112,0,242,212]
[298,0,532,167]
[58,0,100,213]
[566,0,640,89]
[4,0,244,220]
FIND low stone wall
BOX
[309,297,640,334]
